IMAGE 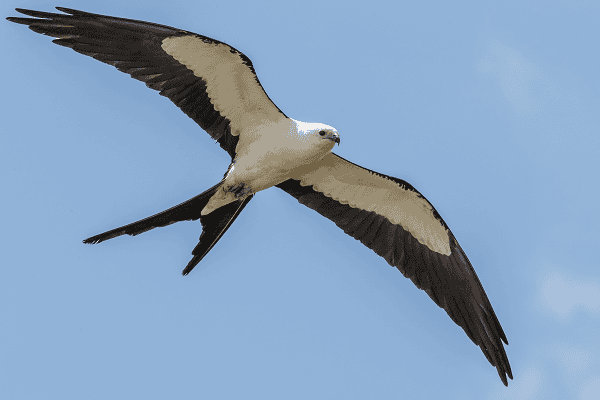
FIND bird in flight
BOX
[8,7,512,385]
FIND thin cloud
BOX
[541,272,600,318]
[477,40,598,158]
[556,347,595,384]
[581,376,600,400]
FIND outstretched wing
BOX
[277,153,512,385]
[7,7,287,159]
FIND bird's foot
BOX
[224,182,253,198]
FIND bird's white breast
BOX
[231,118,333,191]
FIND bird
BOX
[8,7,512,385]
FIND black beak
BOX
[334,135,340,145]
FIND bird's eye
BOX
[319,130,326,137]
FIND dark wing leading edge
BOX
[7,7,287,159]
[277,153,512,386]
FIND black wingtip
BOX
[13,8,54,18]
[8,7,88,21]
[499,368,510,386]
[495,354,513,386]
[55,7,86,15]
[7,9,31,23]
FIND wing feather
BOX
[277,153,512,385]
[7,7,287,159]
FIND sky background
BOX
[2,1,600,399]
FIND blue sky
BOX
[2,1,600,399]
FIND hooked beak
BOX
[333,133,340,145]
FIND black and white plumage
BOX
[7,7,512,385]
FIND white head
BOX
[292,119,340,149]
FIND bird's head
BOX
[314,126,340,146]
[293,120,340,149]
[287,119,341,163]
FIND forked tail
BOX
[83,181,253,275]
[83,182,223,244]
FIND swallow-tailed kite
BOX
[8,7,512,385]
